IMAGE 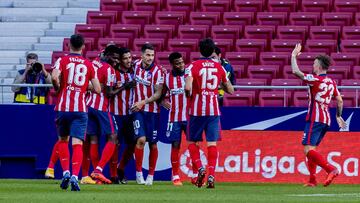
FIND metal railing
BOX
[1,84,360,107]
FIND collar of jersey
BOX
[141,61,154,70]
[69,53,82,56]
[319,74,327,76]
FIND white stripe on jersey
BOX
[91,94,96,108]
[322,104,327,124]
[74,91,80,111]
[315,102,320,123]
[114,95,119,115]
[209,95,214,116]
[99,93,104,110]
[194,94,199,115]
[82,93,86,112]
[181,79,187,121]
[174,78,179,122]
[201,94,206,116]
[65,90,71,112]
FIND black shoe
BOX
[196,167,206,188]
[117,168,128,184]
[110,177,119,184]
[207,175,215,189]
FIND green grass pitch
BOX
[0,179,359,203]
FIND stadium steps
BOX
[0,0,100,104]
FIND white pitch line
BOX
[287,193,360,197]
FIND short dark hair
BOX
[199,38,215,58]
[315,55,331,70]
[119,47,131,58]
[103,44,119,56]
[141,43,154,53]
[26,53,38,61]
[70,34,84,51]
[168,52,182,64]
[214,46,221,55]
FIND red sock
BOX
[134,147,144,172]
[82,141,90,177]
[47,140,60,169]
[110,145,119,178]
[72,144,83,176]
[188,143,202,170]
[58,140,70,172]
[307,150,335,173]
[171,147,180,176]
[97,142,116,170]
[207,146,217,177]
[149,145,158,175]
[90,143,99,169]
[118,145,135,170]
[307,158,317,182]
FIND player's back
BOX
[187,58,227,116]
[54,54,96,112]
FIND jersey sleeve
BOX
[106,66,115,86]
[54,57,63,72]
[185,63,193,78]
[155,69,164,86]
[303,74,320,85]
[333,81,340,97]
[87,61,97,80]
[219,64,229,83]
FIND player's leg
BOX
[87,108,100,169]
[167,121,183,186]
[45,136,63,179]
[133,112,147,184]
[145,112,160,186]
[91,111,117,184]
[204,116,221,189]
[109,144,119,184]
[80,137,96,184]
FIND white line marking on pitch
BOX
[287,193,360,197]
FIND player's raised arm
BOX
[291,43,305,80]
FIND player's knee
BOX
[59,136,68,142]
[90,135,98,144]
[137,137,146,146]
[149,143,157,150]
[108,134,118,144]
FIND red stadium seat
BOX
[97,38,129,50]
[331,53,359,67]
[283,65,313,79]
[156,51,187,65]
[213,39,234,53]
[340,40,360,52]
[334,0,360,12]
[211,25,242,40]
[327,66,350,81]
[329,91,357,108]
[271,78,302,86]
[296,52,324,66]
[223,91,255,106]
[178,25,209,39]
[85,51,100,61]
[232,65,246,78]
[259,91,291,107]
[131,51,142,61]
[121,11,152,26]
[305,40,337,54]
[289,12,320,26]
[355,13,360,25]
[259,52,289,69]
[189,52,202,62]
[322,12,353,26]
[256,12,287,26]
[236,78,268,85]
[100,0,129,14]
[132,0,161,11]
[52,51,69,64]
[87,11,117,35]
[189,12,221,25]
[233,0,264,12]
[271,39,301,52]
[75,24,105,39]
[110,24,141,43]
[247,65,279,82]
[276,26,308,43]
[225,52,257,67]
[301,0,331,12]
[267,0,297,12]
[309,26,341,40]
[235,39,267,54]
[293,91,309,107]
[144,25,175,40]
[167,39,198,57]
[200,0,231,12]
[133,38,165,51]
[342,26,360,40]
[63,38,94,55]
[352,66,360,79]
[154,11,187,27]
[166,0,196,14]
[244,25,275,40]
[223,12,254,25]
[341,79,360,87]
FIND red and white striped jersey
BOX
[165,70,188,122]
[86,59,115,112]
[133,59,164,113]
[110,68,134,115]
[185,58,228,116]
[303,73,340,126]
[54,54,97,112]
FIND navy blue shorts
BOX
[55,111,88,141]
[166,121,187,142]
[133,111,159,143]
[114,115,135,144]
[302,122,329,146]
[87,107,117,136]
[187,116,221,142]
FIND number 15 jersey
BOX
[303,74,340,126]
[185,58,228,116]
[54,54,97,112]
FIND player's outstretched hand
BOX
[336,116,347,130]
[292,43,302,57]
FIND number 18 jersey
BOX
[185,58,228,116]
[54,54,97,112]
[303,74,340,126]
